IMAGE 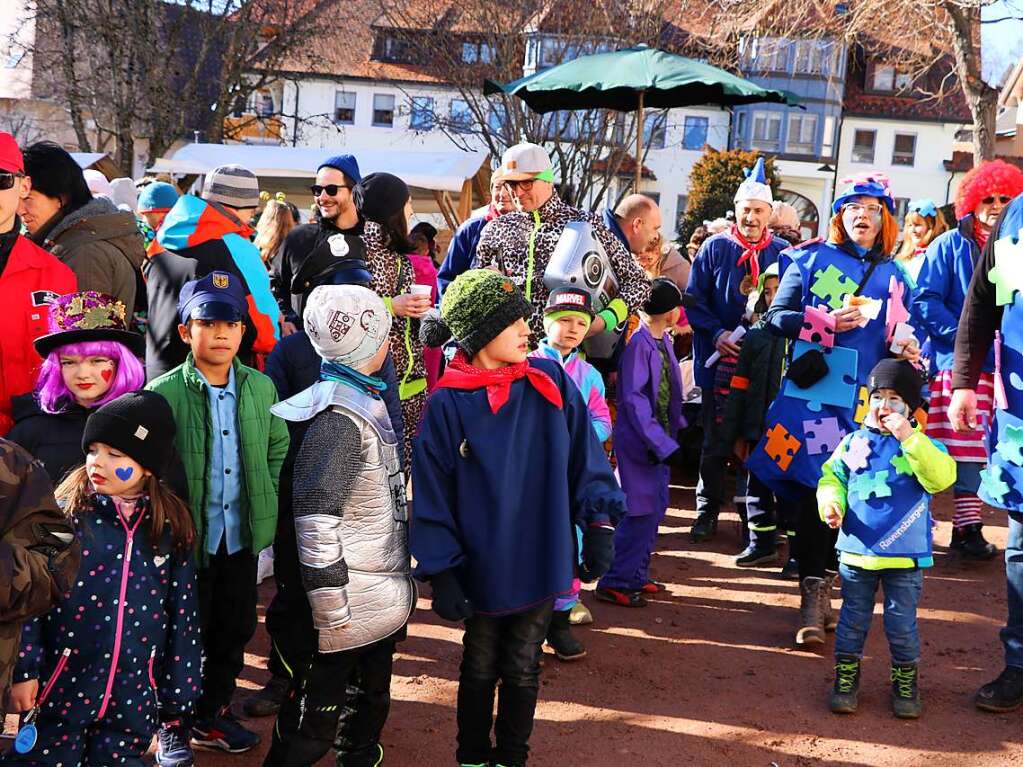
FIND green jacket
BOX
[717,321,788,453]
[146,355,288,561]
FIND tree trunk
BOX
[942,0,997,161]
[967,82,999,161]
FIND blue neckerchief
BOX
[320,360,387,398]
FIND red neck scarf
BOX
[974,223,990,253]
[730,225,771,286]
[436,350,563,414]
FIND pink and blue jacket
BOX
[531,340,612,442]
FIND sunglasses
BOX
[310,184,352,197]
[981,195,1013,205]
[506,178,537,191]
[0,172,24,190]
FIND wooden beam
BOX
[457,178,473,224]
[433,190,457,230]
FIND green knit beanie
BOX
[420,269,532,358]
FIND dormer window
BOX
[871,64,912,93]
[462,41,494,64]
[376,34,413,63]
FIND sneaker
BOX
[829,655,861,714]
[640,580,666,594]
[690,512,718,542]
[568,600,593,625]
[954,524,998,561]
[594,587,647,607]
[780,555,799,580]
[546,610,586,661]
[890,663,921,719]
[735,542,779,568]
[975,665,1023,713]
[241,675,289,718]
[191,707,260,753]
[156,721,195,767]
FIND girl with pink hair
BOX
[7,291,145,483]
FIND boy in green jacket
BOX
[147,271,288,759]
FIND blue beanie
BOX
[137,181,179,213]
[318,154,362,184]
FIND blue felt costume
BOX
[410,357,626,615]
[7,495,200,766]
[746,239,917,499]
[437,215,490,296]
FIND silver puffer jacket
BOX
[272,381,416,652]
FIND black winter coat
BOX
[6,394,89,485]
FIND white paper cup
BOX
[410,284,433,297]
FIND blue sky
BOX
[984,0,1023,86]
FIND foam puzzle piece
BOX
[784,341,859,412]
[849,469,893,501]
[765,423,801,471]
[991,233,1023,306]
[799,305,836,348]
[803,417,846,455]
[843,434,872,471]
[1002,423,1023,467]
[1011,372,1023,392]
[886,275,911,343]
[891,453,913,476]
[853,386,869,424]
[980,464,1011,503]
[810,264,857,310]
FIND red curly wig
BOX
[955,159,1023,220]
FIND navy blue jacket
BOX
[916,215,994,373]
[411,358,626,615]
[601,207,629,251]
[437,215,488,296]
[15,494,200,729]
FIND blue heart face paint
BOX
[85,442,146,495]
[115,466,133,481]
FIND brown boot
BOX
[820,571,838,632]
[796,576,825,645]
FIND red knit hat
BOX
[955,159,1023,220]
[0,131,24,174]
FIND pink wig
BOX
[955,160,1023,220]
[36,340,145,414]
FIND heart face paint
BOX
[101,368,113,382]
[114,466,134,481]
[86,443,146,496]
[60,354,116,405]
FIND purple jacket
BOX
[613,324,685,463]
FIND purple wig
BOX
[36,340,145,414]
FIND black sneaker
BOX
[890,663,921,719]
[829,655,861,714]
[191,707,261,753]
[780,555,799,580]
[545,610,586,661]
[690,512,718,542]
[975,665,1023,713]
[735,542,779,568]
[956,524,998,560]
[241,675,289,717]
[156,721,195,766]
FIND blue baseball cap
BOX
[177,272,248,323]
[318,154,362,184]
[137,181,180,213]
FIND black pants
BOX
[795,487,838,580]
[263,637,398,767]
[456,601,554,767]
[197,546,258,719]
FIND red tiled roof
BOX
[592,151,657,179]
[944,150,1023,173]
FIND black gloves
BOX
[648,447,687,468]
[429,569,474,622]
[578,525,615,582]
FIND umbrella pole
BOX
[635,90,644,193]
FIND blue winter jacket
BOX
[15,494,200,728]
[601,207,629,251]
[916,215,994,373]
[438,215,489,296]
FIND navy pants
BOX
[1004,511,1023,669]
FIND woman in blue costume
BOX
[746,174,921,645]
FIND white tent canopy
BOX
[148,143,488,193]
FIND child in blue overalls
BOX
[818,360,955,719]
[3,391,200,767]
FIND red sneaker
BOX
[641,581,666,594]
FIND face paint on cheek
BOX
[114,466,133,481]
[100,369,113,382]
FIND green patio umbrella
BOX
[484,44,800,188]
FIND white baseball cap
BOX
[303,285,392,368]
[499,142,554,182]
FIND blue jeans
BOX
[954,460,983,495]
[834,563,924,665]
[1003,512,1023,668]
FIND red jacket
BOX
[0,236,77,434]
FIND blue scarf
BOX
[320,360,387,398]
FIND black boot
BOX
[829,654,861,714]
[890,663,922,719]
[690,511,718,542]
[545,610,586,661]
[241,674,289,717]
[955,523,998,560]
[736,521,778,567]
[975,665,1023,712]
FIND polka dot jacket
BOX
[13,494,200,730]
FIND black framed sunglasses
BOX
[0,172,24,190]
[982,195,1013,205]
[310,183,352,197]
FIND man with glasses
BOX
[0,131,76,434]
[916,159,1023,561]
[274,154,364,325]
[474,142,649,339]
